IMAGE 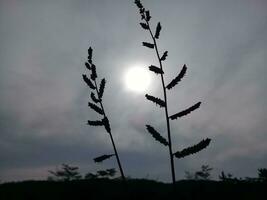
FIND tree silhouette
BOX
[82,47,126,181]
[258,168,267,182]
[184,165,213,180]
[48,164,82,181]
[195,165,213,180]
[84,168,117,180]
[219,171,234,181]
[134,0,211,185]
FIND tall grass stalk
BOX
[82,47,125,181]
[134,0,211,185]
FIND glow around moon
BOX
[124,66,151,93]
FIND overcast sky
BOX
[0,0,267,182]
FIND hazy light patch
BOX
[124,66,151,93]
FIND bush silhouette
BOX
[194,165,213,180]
[258,168,267,182]
[48,164,82,181]
[185,165,213,180]
[219,171,235,182]
[84,168,117,180]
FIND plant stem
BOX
[93,79,126,181]
[145,20,176,185]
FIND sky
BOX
[0,0,267,182]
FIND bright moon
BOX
[124,66,151,92]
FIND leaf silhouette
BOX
[141,14,145,20]
[154,22,161,39]
[142,42,154,49]
[88,102,103,115]
[91,64,97,80]
[140,23,149,30]
[173,138,211,158]
[169,102,201,120]
[87,120,103,126]
[146,125,169,146]
[145,10,151,21]
[88,47,93,60]
[98,78,106,99]
[139,7,145,14]
[145,94,166,107]
[149,65,164,75]
[102,116,111,134]
[85,62,91,70]
[82,74,96,90]
[134,0,143,9]
[160,51,168,61]
[166,64,187,90]
[93,154,115,163]
[91,92,100,103]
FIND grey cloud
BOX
[1,0,267,182]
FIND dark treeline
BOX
[44,163,267,183]
[0,177,266,200]
[0,164,266,200]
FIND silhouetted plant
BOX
[195,165,213,180]
[258,168,267,182]
[97,168,117,178]
[84,168,117,180]
[218,169,267,183]
[219,171,234,181]
[134,0,211,184]
[84,172,99,180]
[48,164,82,181]
[184,165,212,180]
[82,47,126,181]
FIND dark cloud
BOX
[0,0,267,182]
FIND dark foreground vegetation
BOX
[0,178,266,200]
